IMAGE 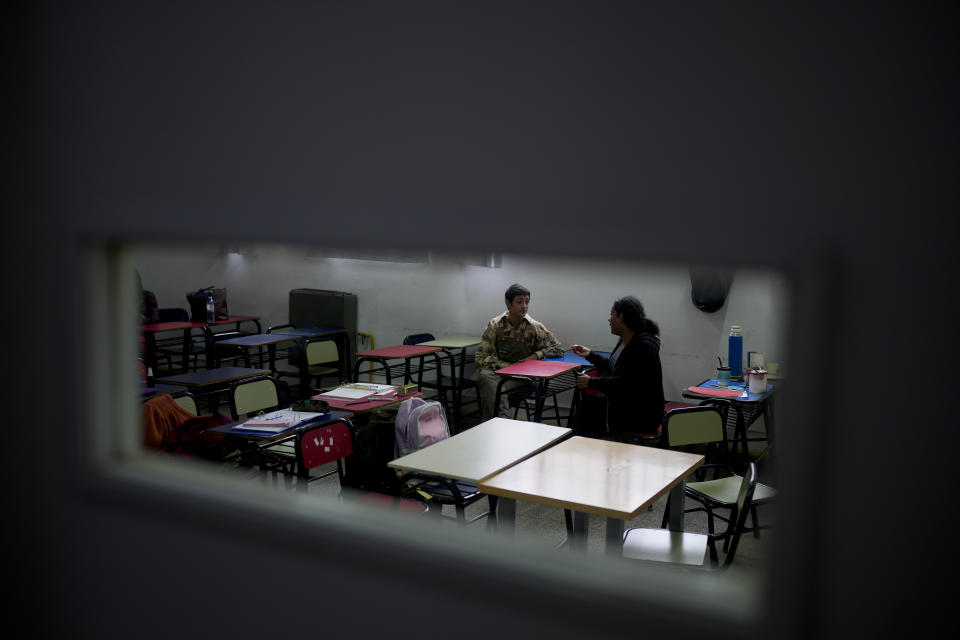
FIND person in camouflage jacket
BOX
[476,283,563,421]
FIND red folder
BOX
[687,386,743,398]
[496,361,579,377]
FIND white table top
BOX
[478,436,704,520]
[387,417,570,483]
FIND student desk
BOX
[141,321,200,373]
[214,333,296,371]
[479,436,704,556]
[202,316,262,369]
[388,417,570,484]
[543,348,609,366]
[353,345,449,410]
[142,316,262,372]
[415,336,481,427]
[493,360,581,424]
[155,367,272,413]
[682,378,778,462]
[209,410,354,482]
[156,366,272,387]
[140,383,187,398]
[314,390,423,414]
[271,326,346,338]
[271,326,351,377]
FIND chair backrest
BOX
[230,377,279,418]
[721,461,758,569]
[297,420,355,473]
[266,324,295,334]
[306,339,338,365]
[662,405,724,448]
[172,392,198,415]
[158,307,189,322]
[402,333,435,345]
[394,396,450,457]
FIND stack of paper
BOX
[316,383,397,400]
[234,409,325,433]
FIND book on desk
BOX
[230,408,329,434]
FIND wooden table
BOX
[493,360,581,423]
[478,436,704,556]
[416,336,481,426]
[388,417,570,482]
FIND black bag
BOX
[186,287,229,322]
[340,407,401,493]
[141,290,159,324]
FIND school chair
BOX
[656,404,776,543]
[295,420,428,515]
[228,376,280,420]
[392,397,495,525]
[403,333,480,426]
[172,392,199,416]
[277,337,345,401]
[622,462,759,570]
[664,400,777,545]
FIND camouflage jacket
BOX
[476,312,563,370]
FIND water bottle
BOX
[728,324,743,380]
[206,294,215,322]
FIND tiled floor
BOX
[231,427,774,581]
[217,381,774,579]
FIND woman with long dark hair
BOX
[570,296,665,437]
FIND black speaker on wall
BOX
[689,268,734,313]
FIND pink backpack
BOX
[394,397,450,457]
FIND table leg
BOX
[181,328,192,372]
[143,331,158,373]
[570,511,588,552]
[438,349,461,430]
[667,481,686,532]
[605,517,624,557]
[455,348,466,426]
[496,497,516,537]
[533,379,548,423]
[267,344,277,372]
[433,352,447,413]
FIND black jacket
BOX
[585,333,665,435]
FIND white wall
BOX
[133,243,788,401]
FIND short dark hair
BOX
[505,283,531,303]
[613,295,659,336]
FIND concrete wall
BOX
[10,2,956,639]
[134,244,788,401]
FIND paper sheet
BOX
[316,383,396,400]
[235,409,325,432]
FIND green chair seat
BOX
[687,476,777,505]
